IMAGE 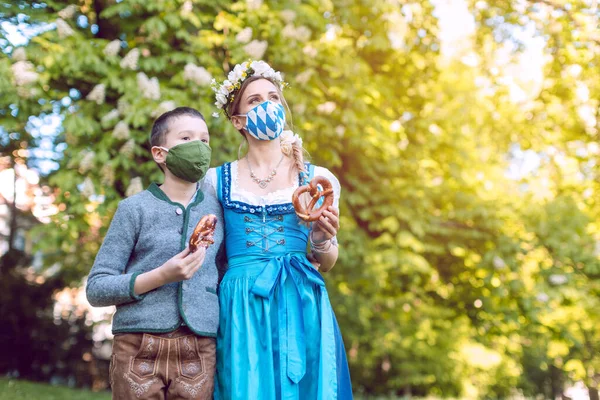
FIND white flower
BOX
[317,101,336,114]
[536,293,549,303]
[79,151,95,173]
[112,121,130,140]
[247,0,263,10]
[390,120,402,132]
[280,130,295,155]
[280,10,296,23]
[295,69,313,84]
[151,101,177,118]
[126,177,143,197]
[212,112,220,118]
[56,18,75,38]
[303,45,318,58]
[293,103,306,114]
[137,72,160,100]
[120,139,136,158]
[227,67,243,83]
[213,60,286,110]
[492,256,506,269]
[101,164,115,187]
[58,4,78,19]
[280,130,302,155]
[282,24,297,39]
[181,0,193,14]
[11,61,38,86]
[244,40,268,59]
[549,274,568,285]
[295,26,311,42]
[101,109,120,125]
[218,85,230,97]
[281,141,293,156]
[280,130,294,144]
[81,177,95,198]
[86,84,106,105]
[335,125,346,137]
[117,98,131,115]
[120,48,140,70]
[184,63,212,86]
[235,27,253,44]
[385,12,408,50]
[103,40,121,57]
[12,47,26,61]
[16,87,35,98]
[216,93,227,106]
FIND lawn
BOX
[0,379,111,400]
[0,378,417,399]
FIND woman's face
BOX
[232,78,282,131]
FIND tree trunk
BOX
[589,386,599,400]
[8,156,18,253]
[93,0,119,39]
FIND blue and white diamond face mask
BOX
[236,100,286,141]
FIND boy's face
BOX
[163,115,210,148]
[152,116,209,165]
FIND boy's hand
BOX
[159,246,206,284]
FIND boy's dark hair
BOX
[150,106,205,147]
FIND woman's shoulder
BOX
[202,161,238,193]
[202,168,219,192]
[312,165,339,184]
[310,165,341,203]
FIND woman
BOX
[204,60,352,399]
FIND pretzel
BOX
[292,176,334,222]
[189,214,217,252]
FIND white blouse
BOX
[203,161,341,209]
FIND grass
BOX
[0,378,111,400]
[0,378,423,400]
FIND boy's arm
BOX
[133,246,206,295]
[86,201,143,307]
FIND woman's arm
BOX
[310,206,340,272]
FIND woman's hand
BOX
[310,206,340,244]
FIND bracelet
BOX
[310,234,336,254]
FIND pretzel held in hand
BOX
[189,214,217,252]
[292,176,334,222]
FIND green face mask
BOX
[158,140,212,183]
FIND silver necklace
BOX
[246,155,285,189]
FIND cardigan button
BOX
[176,208,183,215]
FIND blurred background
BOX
[1,0,599,399]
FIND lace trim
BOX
[232,160,299,205]
[220,162,308,215]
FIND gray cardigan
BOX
[86,182,225,337]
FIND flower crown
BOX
[211,60,287,117]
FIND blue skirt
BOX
[214,253,353,400]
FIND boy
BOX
[86,107,223,400]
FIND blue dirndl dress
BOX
[213,162,353,400]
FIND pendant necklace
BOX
[246,154,285,189]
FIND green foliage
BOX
[2,0,600,397]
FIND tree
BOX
[2,0,600,397]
